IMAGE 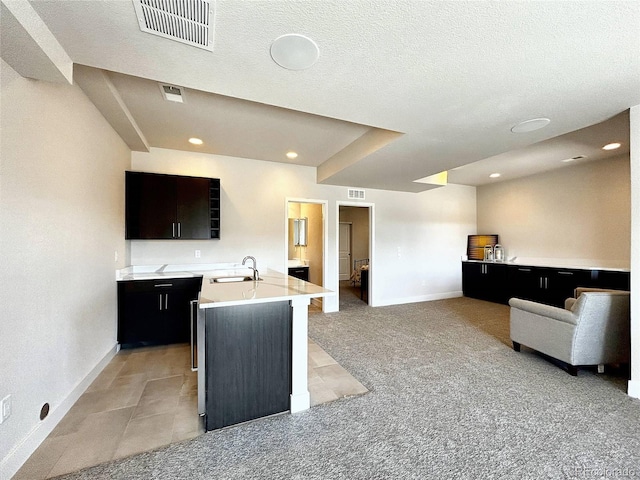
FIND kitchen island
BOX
[197,268,331,430]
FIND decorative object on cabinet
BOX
[509,288,630,375]
[466,234,499,260]
[125,171,221,240]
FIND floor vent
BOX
[132,0,215,52]
[348,188,365,200]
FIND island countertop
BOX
[198,269,332,308]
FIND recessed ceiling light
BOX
[602,142,621,150]
[510,118,551,133]
[188,137,203,145]
[489,173,501,178]
[286,151,298,159]
[270,34,319,70]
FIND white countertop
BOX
[198,269,332,308]
[462,258,630,272]
[116,263,333,308]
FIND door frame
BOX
[337,202,375,308]
[285,198,329,311]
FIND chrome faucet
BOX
[242,256,259,281]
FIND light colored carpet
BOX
[51,297,639,479]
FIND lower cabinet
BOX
[462,261,508,304]
[507,266,592,307]
[462,261,629,308]
[204,301,292,431]
[118,277,202,348]
[288,266,309,281]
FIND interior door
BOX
[339,222,351,281]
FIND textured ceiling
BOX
[4,0,639,191]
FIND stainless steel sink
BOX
[210,276,263,283]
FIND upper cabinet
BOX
[126,171,221,240]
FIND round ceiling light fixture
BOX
[286,151,298,159]
[188,137,203,145]
[270,34,319,70]
[489,173,501,178]
[602,142,621,150]
[510,117,551,133]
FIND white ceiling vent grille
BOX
[159,83,185,102]
[347,188,365,200]
[132,0,215,52]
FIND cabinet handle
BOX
[558,271,573,275]
[178,222,181,238]
[165,293,169,310]
[159,294,163,311]
[545,278,549,289]
[172,222,176,238]
[154,283,173,287]
[518,268,531,272]
[539,277,543,289]
[190,299,198,371]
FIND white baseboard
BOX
[628,380,640,399]
[290,391,311,413]
[1,343,118,480]
[372,291,463,307]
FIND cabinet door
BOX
[485,263,508,304]
[508,266,539,302]
[118,286,167,347]
[545,268,591,307]
[462,262,484,299]
[176,177,210,239]
[126,172,176,239]
[592,270,630,291]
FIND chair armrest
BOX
[509,298,578,325]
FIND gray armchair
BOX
[509,288,630,375]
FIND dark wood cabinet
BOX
[204,301,292,431]
[461,261,508,304]
[125,171,220,240]
[507,266,591,307]
[118,277,202,348]
[288,266,309,281]
[463,261,629,308]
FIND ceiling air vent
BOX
[347,188,365,200]
[132,0,215,52]
[159,83,185,103]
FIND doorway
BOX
[338,203,373,308]
[286,199,328,311]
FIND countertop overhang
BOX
[199,269,331,308]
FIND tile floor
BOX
[14,339,367,479]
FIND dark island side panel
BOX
[205,301,292,430]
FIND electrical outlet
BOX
[114,250,118,263]
[195,250,201,258]
[0,395,11,424]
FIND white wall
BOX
[130,148,477,310]
[0,60,130,477]
[477,155,631,268]
[629,105,640,398]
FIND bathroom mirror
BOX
[292,217,308,246]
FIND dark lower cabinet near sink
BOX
[118,277,202,348]
[204,301,292,430]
